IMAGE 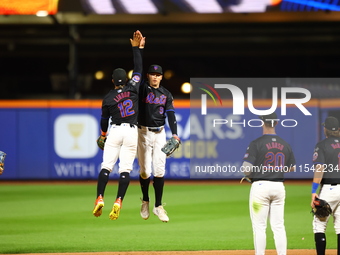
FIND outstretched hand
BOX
[130,30,143,47]
[139,33,146,49]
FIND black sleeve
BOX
[313,142,325,165]
[130,47,142,85]
[243,141,257,165]
[165,93,175,111]
[100,105,110,133]
[166,110,178,135]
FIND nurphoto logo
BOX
[198,82,223,115]
[197,80,312,128]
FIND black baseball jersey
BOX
[243,134,296,182]
[101,47,142,130]
[138,82,175,127]
[313,136,340,184]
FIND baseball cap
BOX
[112,68,127,86]
[147,64,163,75]
[259,112,278,122]
[322,116,339,131]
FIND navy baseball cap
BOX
[322,116,339,131]
[112,68,126,86]
[259,112,278,122]
[148,64,163,75]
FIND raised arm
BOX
[130,30,143,82]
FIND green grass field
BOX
[0,181,337,254]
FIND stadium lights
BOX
[182,0,223,13]
[229,0,270,12]
[36,10,49,17]
[118,0,158,14]
[95,71,104,80]
[164,70,174,80]
[80,0,290,14]
[86,0,116,14]
[181,82,192,94]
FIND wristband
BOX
[312,182,319,194]
[101,131,107,136]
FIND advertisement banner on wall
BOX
[49,107,191,180]
[50,110,101,179]
[0,94,337,180]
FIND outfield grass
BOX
[0,181,336,254]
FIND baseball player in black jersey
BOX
[92,30,145,220]
[311,116,340,255]
[137,57,180,222]
[242,112,296,255]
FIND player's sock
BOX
[116,172,130,200]
[315,232,326,255]
[140,175,150,202]
[337,234,340,255]
[97,169,110,197]
[153,177,164,207]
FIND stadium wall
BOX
[0,99,339,180]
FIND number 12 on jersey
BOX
[118,99,134,117]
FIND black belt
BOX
[137,125,162,132]
[148,127,162,132]
[113,123,135,128]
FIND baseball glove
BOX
[312,198,332,220]
[96,135,107,150]
[0,151,6,175]
[161,136,181,157]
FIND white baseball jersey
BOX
[312,135,340,234]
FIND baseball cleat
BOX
[153,205,169,223]
[140,199,150,220]
[93,195,104,217]
[109,197,122,220]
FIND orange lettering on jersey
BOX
[331,143,340,149]
[114,92,130,102]
[145,92,167,105]
[266,142,284,151]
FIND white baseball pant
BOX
[313,184,340,234]
[101,123,138,173]
[250,181,287,255]
[137,126,166,179]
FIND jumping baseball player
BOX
[311,116,340,255]
[92,30,144,220]
[137,51,179,222]
[241,112,296,255]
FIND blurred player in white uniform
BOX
[137,40,180,222]
[311,116,340,255]
[242,113,296,255]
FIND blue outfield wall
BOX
[0,99,338,180]
[189,106,319,179]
